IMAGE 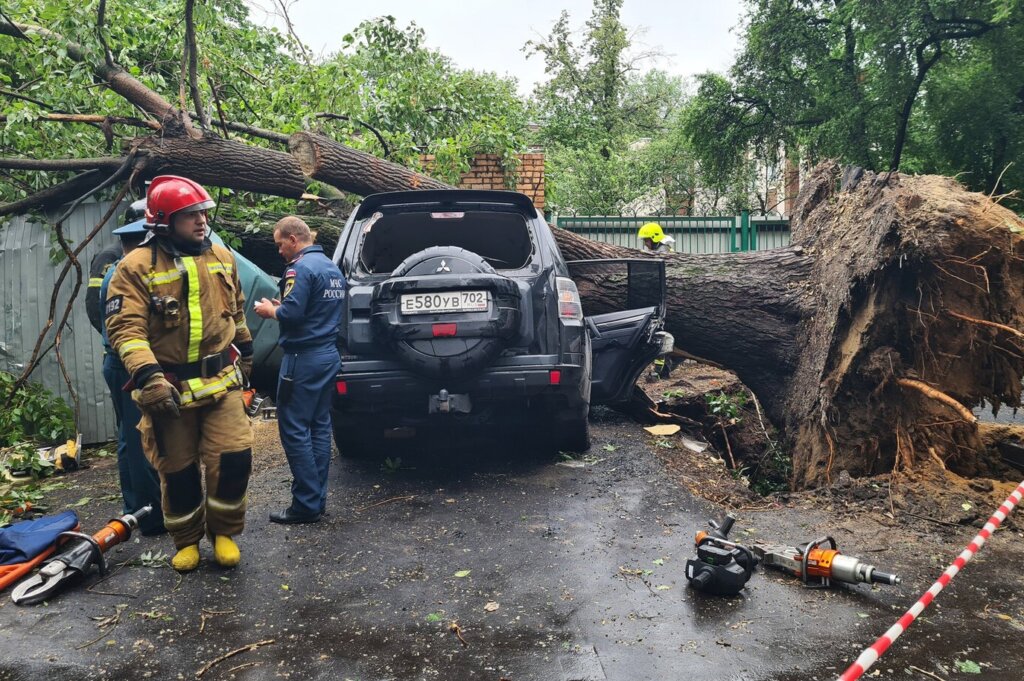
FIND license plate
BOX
[400,290,489,315]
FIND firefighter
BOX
[106,175,255,572]
[637,222,675,254]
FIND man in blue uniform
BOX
[254,217,345,524]
[100,216,166,535]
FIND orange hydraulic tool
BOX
[751,536,901,588]
[11,506,152,605]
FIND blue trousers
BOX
[102,353,165,534]
[277,347,341,515]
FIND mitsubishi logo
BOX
[435,260,451,273]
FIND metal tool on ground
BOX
[752,536,901,588]
[11,505,152,605]
[685,514,757,596]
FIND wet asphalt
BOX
[1,408,1022,680]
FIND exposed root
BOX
[896,378,977,424]
[948,310,1024,341]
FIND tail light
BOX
[556,277,583,320]
[335,380,348,395]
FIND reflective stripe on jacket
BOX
[105,238,253,406]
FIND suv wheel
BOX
[371,246,521,379]
[553,417,591,453]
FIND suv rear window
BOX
[359,210,534,274]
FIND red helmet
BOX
[145,175,216,231]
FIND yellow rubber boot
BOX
[171,544,200,572]
[213,535,240,568]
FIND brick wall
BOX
[420,153,545,211]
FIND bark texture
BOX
[289,132,450,195]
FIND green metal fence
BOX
[553,211,790,254]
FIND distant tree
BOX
[685,0,1018,195]
[526,0,687,213]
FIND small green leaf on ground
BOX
[281,584,289,591]
[602,444,617,452]
[426,612,444,622]
[955,660,982,674]
[653,558,665,566]
[655,585,671,591]
[70,497,91,507]
[857,612,869,618]
[453,570,471,578]
[961,502,973,511]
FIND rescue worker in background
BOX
[254,217,344,524]
[99,212,165,536]
[106,176,255,572]
[637,222,675,254]
[87,199,146,334]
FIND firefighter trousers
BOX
[138,390,253,549]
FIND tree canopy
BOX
[683,0,1024,199]
[1,0,529,213]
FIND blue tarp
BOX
[0,511,79,565]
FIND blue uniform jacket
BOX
[276,245,345,352]
[99,258,122,357]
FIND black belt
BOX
[164,349,233,381]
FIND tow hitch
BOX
[429,389,472,414]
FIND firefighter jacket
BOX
[105,235,253,407]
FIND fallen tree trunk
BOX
[558,163,1024,487]
[289,132,450,195]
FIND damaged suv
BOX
[330,190,672,454]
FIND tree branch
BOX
[0,112,161,130]
[3,19,189,133]
[95,0,115,68]
[0,170,112,218]
[315,113,391,158]
[184,0,210,131]
[0,157,128,172]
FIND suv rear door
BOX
[567,259,670,404]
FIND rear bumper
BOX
[331,354,587,420]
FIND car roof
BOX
[353,190,538,221]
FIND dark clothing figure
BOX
[272,244,345,519]
[87,243,122,334]
[275,245,345,351]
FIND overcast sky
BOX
[245,0,745,95]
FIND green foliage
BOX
[526,0,690,214]
[1,2,528,210]
[0,371,75,447]
[705,391,747,423]
[685,0,1024,201]
[0,441,55,483]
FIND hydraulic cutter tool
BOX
[752,536,901,588]
[11,506,152,605]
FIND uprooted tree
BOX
[4,12,1024,490]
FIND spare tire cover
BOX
[374,246,520,379]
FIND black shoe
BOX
[269,508,322,525]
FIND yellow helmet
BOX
[637,222,665,243]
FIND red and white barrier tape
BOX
[838,479,1024,681]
